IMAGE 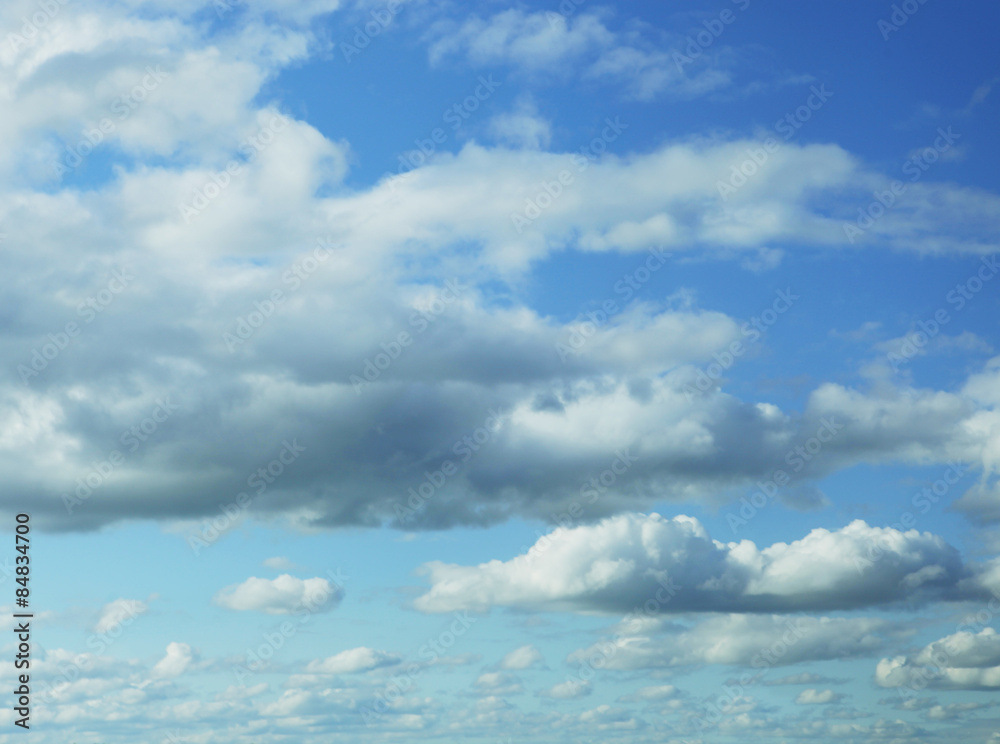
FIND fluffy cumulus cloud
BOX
[876,628,1000,691]
[151,641,194,678]
[212,574,343,614]
[414,512,972,614]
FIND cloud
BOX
[9,333,1000,536]
[762,672,845,686]
[876,330,993,361]
[955,481,1000,524]
[569,614,895,670]
[93,597,148,633]
[499,644,543,670]
[616,684,678,702]
[474,672,523,696]
[795,688,845,704]
[305,647,401,675]
[488,96,552,150]
[213,574,343,615]
[876,628,1000,690]
[152,641,193,678]
[426,8,734,101]
[576,704,645,731]
[263,556,298,570]
[2,0,999,543]
[428,10,614,73]
[587,44,729,101]
[538,679,591,699]
[924,701,995,720]
[414,512,969,614]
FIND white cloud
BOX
[305,647,401,675]
[428,10,614,72]
[488,96,551,150]
[427,8,734,101]
[1,0,999,542]
[152,641,193,678]
[414,513,967,614]
[570,614,894,670]
[263,556,297,571]
[576,704,644,731]
[213,574,343,615]
[93,597,148,633]
[617,684,677,702]
[499,644,543,670]
[587,44,729,101]
[795,688,844,704]
[763,672,842,686]
[876,628,1000,690]
[539,679,591,699]
[474,671,523,696]
[924,701,994,720]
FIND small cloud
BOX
[213,575,343,615]
[925,701,995,720]
[740,247,784,273]
[263,556,297,571]
[306,647,401,675]
[617,684,678,702]
[488,95,552,150]
[499,644,543,670]
[964,77,999,113]
[796,688,845,705]
[763,672,846,686]
[475,672,523,696]
[430,653,482,667]
[876,330,992,361]
[539,679,591,699]
[830,321,882,342]
[93,598,149,633]
[777,484,830,512]
[219,683,268,700]
[152,642,194,679]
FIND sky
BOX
[1,0,1000,742]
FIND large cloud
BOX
[8,353,1000,534]
[413,512,972,614]
[1,0,999,540]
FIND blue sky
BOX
[2,0,1000,742]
